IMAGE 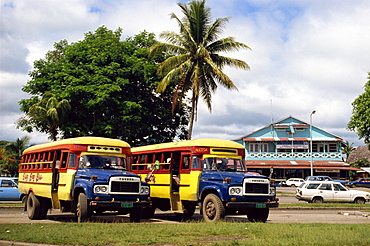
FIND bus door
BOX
[51,150,76,209]
[169,152,182,212]
[179,154,200,202]
[57,152,77,203]
[51,150,61,209]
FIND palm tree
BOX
[2,136,31,176]
[149,0,250,139]
[28,92,71,141]
[341,141,355,162]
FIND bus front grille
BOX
[244,184,269,194]
[111,181,140,193]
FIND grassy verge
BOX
[0,222,369,245]
[278,203,370,208]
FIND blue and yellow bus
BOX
[130,138,278,222]
[18,137,151,222]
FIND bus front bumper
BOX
[225,201,279,209]
[89,200,152,210]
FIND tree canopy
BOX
[18,26,189,146]
[348,72,370,148]
[148,0,250,139]
[0,137,31,176]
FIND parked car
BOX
[296,181,370,204]
[0,177,24,201]
[347,178,370,188]
[305,176,347,185]
[282,178,305,187]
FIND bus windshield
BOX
[79,155,127,169]
[202,157,245,172]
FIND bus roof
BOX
[132,138,244,152]
[23,137,130,153]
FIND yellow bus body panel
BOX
[18,171,53,198]
[57,169,77,201]
[178,170,201,201]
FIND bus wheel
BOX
[76,193,91,223]
[175,203,196,219]
[130,208,142,223]
[141,207,155,219]
[202,194,225,222]
[247,208,269,222]
[39,197,51,219]
[27,192,41,220]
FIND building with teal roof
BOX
[233,116,360,181]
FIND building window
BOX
[328,143,337,152]
[249,143,268,152]
[262,143,268,152]
[249,143,259,152]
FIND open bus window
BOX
[202,158,245,172]
[79,155,127,169]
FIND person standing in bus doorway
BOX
[171,159,180,191]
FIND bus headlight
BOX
[94,185,109,194]
[269,186,276,196]
[140,186,150,195]
[229,186,242,196]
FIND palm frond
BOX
[204,57,237,90]
[202,17,229,46]
[207,37,251,53]
[211,54,250,70]
[156,58,193,93]
[157,54,190,76]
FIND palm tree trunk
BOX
[187,93,197,140]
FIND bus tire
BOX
[76,193,91,223]
[130,208,142,223]
[141,207,155,219]
[175,202,196,220]
[27,192,41,220]
[247,208,269,222]
[39,197,51,219]
[202,194,225,222]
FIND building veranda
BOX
[233,116,361,182]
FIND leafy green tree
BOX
[149,0,250,139]
[19,27,189,146]
[348,72,370,148]
[18,92,71,141]
[341,141,355,161]
[1,136,31,176]
[352,158,370,168]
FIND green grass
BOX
[279,203,370,208]
[0,222,369,245]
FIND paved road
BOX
[1,186,369,224]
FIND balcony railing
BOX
[246,152,341,160]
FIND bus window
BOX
[192,156,200,169]
[60,152,68,168]
[182,156,190,170]
[80,155,127,170]
[163,153,171,170]
[202,157,245,171]
[68,153,77,168]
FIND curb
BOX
[0,240,58,246]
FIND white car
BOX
[284,178,305,187]
[296,181,370,204]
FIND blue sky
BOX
[1,0,370,146]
